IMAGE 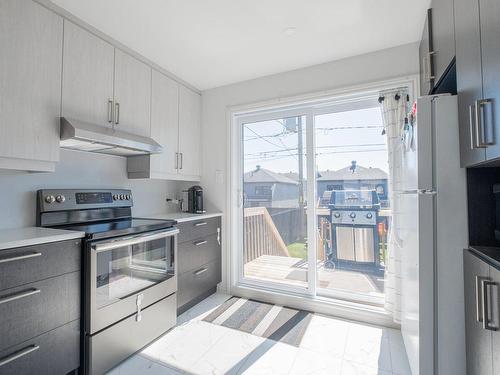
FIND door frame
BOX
[226,75,419,325]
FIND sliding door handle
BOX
[194,240,207,246]
[482,279,497,331]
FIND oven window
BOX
[95,237,174,309]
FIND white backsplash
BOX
[0,149,193,229]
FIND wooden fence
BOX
[243,207,290,263]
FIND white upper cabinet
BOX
[127,76,201,182]
[62,21,115,128]
[113,49,152,137]
[150,70,180,177]
[0,0,63,172]
[178,86,201,180]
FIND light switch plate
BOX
[215,170,224,185]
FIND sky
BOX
[243,107,388,175]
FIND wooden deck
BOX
[244,255,385,298]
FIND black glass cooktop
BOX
[55,218,177,240]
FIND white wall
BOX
[0,149,190,229]
[201,42,420,291]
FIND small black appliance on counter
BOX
[185,185,205,214]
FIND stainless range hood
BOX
[60,117,162,156]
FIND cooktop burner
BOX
[55,218,177,240]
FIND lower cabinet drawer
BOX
[178,259,221,308]
[178,234,221,274]
[87,293,177,375]
[177,217,220,244]
[0,272,80,352]
[0,239,81,291]
[0,320,80,375]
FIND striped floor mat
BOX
[203,297,313,347]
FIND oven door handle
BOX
[92,229,179,252]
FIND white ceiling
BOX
[50,0,431,90]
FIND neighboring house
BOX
[244,166,300,208]
[317,161,389,207]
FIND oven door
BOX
[86,228,178,334]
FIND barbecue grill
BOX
[325,189,382,273]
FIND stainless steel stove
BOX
[37,189,178,375]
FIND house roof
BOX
[318,165,387,181]
[244,167,299,185]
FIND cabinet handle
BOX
[108,99,114,123]
[0,345,40,367]
[194,222,207,227]
[0,252,41,264]
[476,99,494,148]
[194,267,208,276]
[0,288,40,305]
[194,240,207,246]
[482,279,497,331]
[179,152,183,169]
[115,102,120,125]
[217,227,221,246]
[475,276,486,322]
[469,105,478,149]
[175,152,179,170]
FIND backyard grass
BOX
[287,242,307,259]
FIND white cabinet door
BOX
[150,70,179,177]
[0,0,63,171]
[61,21,115,128]
[178,85,201,180]
[113,49,151,137]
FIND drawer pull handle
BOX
[482,279,498,331]
[0,345,40,367]
[194,222,207,227]
[0,252,42,264]
[194,267,208,276]
[0,288,40,305]
[194,240,207,246]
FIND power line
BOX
[244,148,387,162]
[244,143,386,157]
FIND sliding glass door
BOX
[233,94,395,307]
[240,114,310,292]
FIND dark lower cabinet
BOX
[491,265,500,374]
[464,249,500,374]
[0,239,82,374]
[0,320,80,375]
[464,250,493,375]
[176,217,222,314]
[0,272,80,352]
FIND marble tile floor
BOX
[106,293,411,375]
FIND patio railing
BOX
[244,206,290,263]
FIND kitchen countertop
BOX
[145,211,223,223]
[469,246,500,271]
[0,227,85,251]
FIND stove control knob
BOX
[113,194,118,200]
[366,213,373,219]
[45,195,55,204]
[120,194,125,200]
[55,195,66,203]
[349,212,356,219]
[333,213,341,218]
[126,194,131,200]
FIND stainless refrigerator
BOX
[397,94,468,375]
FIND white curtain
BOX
[379,89,407,323]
